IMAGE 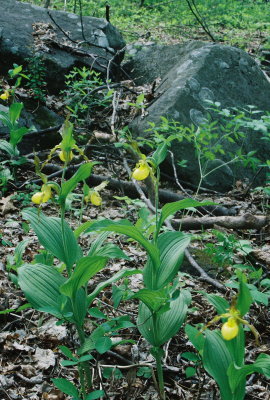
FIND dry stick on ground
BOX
[173,214,270,231]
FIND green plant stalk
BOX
[75,322,93,397]
[152,314,165,400]
[60,164,73,276]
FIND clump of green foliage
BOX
[62,66,113,126]
[25,54,47,101]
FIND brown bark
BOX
[173,214,269,230]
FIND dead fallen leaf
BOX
[33,348,55,370]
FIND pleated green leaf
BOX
[144,231,190,289]
[132,288,168,312]
[138,289,191,346]
[150,142,167,167]
[237,278,252,316]
[224,325,245,367]
[59,162,96,203]
[60,256,108,298]
[203,293,230,315]
[18,263,67,318]
[203,330,233,400]
[228,353,270,395]
[22,208,81,267]
[86,219,160,270]
[157,199,214,233]
[185,324,205,352]
[0,140,17,156]
[87,268,142,306]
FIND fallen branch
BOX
[173,214,270,231]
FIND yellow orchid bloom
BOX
[0,90,10,100]
[59,150,74,163]
[90,191,102,206]
[221,317,239,341]
[31,184,52,205]
[132,160,152,181]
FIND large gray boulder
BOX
[0,0,125,91]
[128,41,270,192]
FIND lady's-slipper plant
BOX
[16,121,140,399]
[185,275,270,400]
[85,142,213,400]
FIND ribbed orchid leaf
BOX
[144,231,190,289]
[22,208,81,267]
[60,256,108,298]
[18,263,67,318]
[157,199,214,233]
[138,289,191,346]
[185,324,205,352]
[203,330,234,400]
[228,353,270,395]
[132,288,168,312]
[237,278,252,316]
[59,162,96,203]
[86,219,160,270]
[87,268,142,306]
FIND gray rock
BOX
[0,102,63,153]
[128,41,270,192]
[0,0,125,91]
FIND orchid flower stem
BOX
[76,323,92,397]
[154,168,160,245]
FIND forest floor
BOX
[1,2,270,397]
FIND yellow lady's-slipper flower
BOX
[59,150,74,163]
[132,160,151,181]
[0,90,10,100]
[90,191,102,206]
[85,191,102,206]
[31,184,52,205]
[221,317,239,341]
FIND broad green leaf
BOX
[224,325,245,368]
[150,142,167,167]
[203,293,230,315]
[60,256,108,298]
[51,378,79,397]
[86,390,105,400]
[22,208,81,268]
[18,263,67,318]
[185,366,197,378]
[92,243,130,260]
[144,231,190,289]
[0,140,17,156]
[203,330,233,400]
[87,268,142,306]
[133,288,168,312]
[157,199,214,233]
[74,220,93,239]
[72,287,87,326]
[10,126,29,147]
[9,102,23,124]
[185,324,205,352]
[88,231,110,256]
[59,162,96,203]
[237,278,252,316]
[87,219,160,270]
[138,289,191,346]
[78,326,106,354]
[95,336,112,354]
[59,345,77,361]
[228,353,270,394]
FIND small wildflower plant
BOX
[185,274,270,400]
[16,120,139,399]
